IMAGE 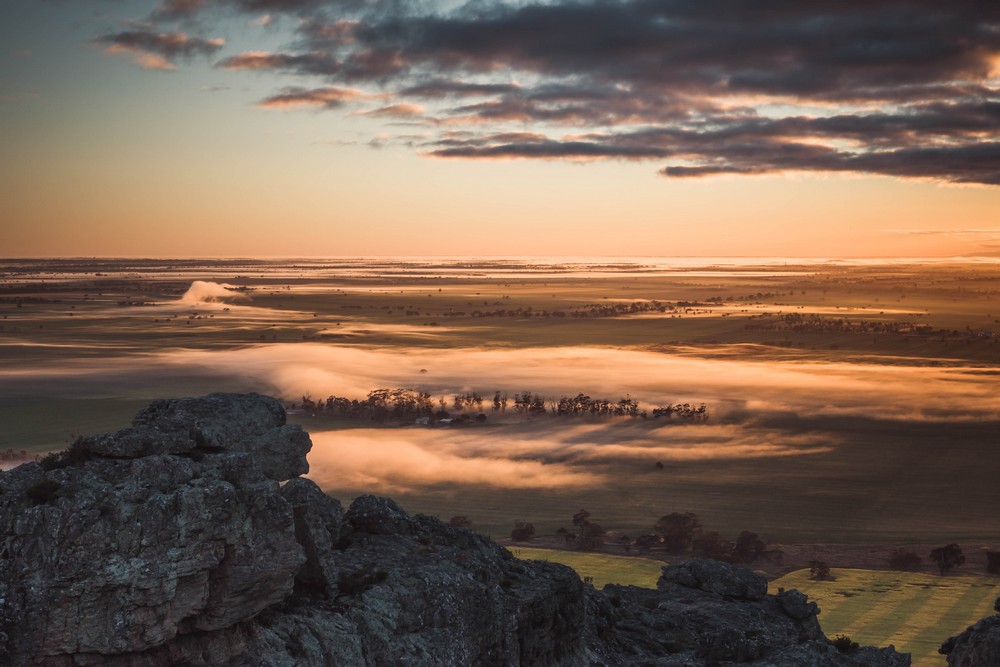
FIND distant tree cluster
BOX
[557,509,607,550]
[291,388,709,424]
[615,511,780,564]
[744,312,989,341]
[297,389,436,422]
[510,520,536,542]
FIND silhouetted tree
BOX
[449,515,472,528]
[732,531,767,564]
[575,522,606,550]
[572,509,591,527]
[930,544,965,575]
[655,512,701,553]
[510,520,535,542]
[809,560,832,581]
[694,531,733,561]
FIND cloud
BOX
[257,86,369,109]
[98,30,224,70]
[187,0,999,184]
[359,103,424,118]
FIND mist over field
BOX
[1,257,998,543]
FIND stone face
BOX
[0,393,912,667]
[941,599,1000,666]
[660,557,769,600]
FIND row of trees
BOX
[292,388,709,423]
[889,544,1000,576]
[512,509,779,566]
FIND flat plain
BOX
[1,257,998,546]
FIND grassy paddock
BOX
[775,568,1000,667]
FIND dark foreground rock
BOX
[0,393,910,666]
[940,597,1000,666]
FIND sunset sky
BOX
[2,0,998,258]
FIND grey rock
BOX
[941,604,1000,666]
[0,393,912,667]
[660,557,769,600]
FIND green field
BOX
[778,568,1000,667]
[508,547,666,589]
[513,548,1000,667]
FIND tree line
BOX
[291,388,709,423]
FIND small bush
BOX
[809,560,833,581]
[449,515,472,528]
[39,436,91,471]
[26,478,61,506]
[832,635,859,654]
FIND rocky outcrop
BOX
[940,597,1000,666]
[0,393,910,666]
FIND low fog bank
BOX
[159,344,1000,423]
[305,421,832,494]
[3,343,997,422]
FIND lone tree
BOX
[510,520,535,542]
[809,560,832,581]
[655,512,701,554]
[930,544,966,575]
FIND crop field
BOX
[512,547,1000,667]
[777,568,1000,667]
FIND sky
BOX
[1,0,998,258]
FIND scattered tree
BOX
[693,531,733,561]
[731,531,766,564]
[448,515,472,528]
[809,560,832,581]
[575,521,606,550]
[655,512,701,553]
[510,520,536,542]
[930,544,965,575]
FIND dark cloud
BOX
[97,30,224,70]
[114,0,1000,183]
